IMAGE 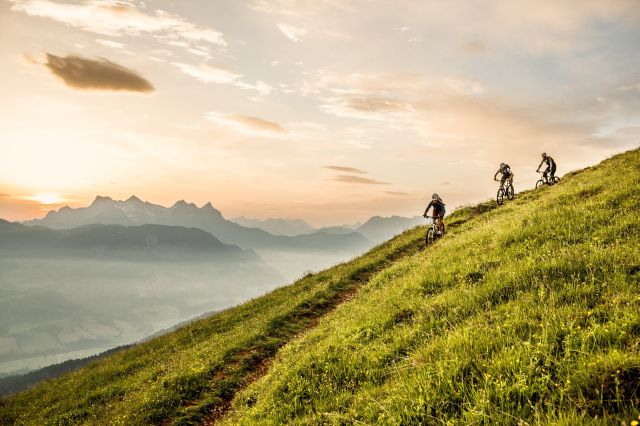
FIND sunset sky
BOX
[1,0,639,225]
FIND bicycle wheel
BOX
[426,228,435,245]
[496,188,504,205]
[507,184,515,200]
[535,179,544,189]
[552,176,560,184]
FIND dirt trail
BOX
[163,237,423,425]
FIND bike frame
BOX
[536,171,558,186]
[424,216,444,246]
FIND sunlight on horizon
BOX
[27,192,67,205]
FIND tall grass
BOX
[222,149,640,425]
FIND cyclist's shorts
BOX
[433,207,445,218]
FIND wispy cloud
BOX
[96,39,125,49]
[43,53,154,93]
[299,69,623,162]
[332,175,389,185]
[173,62,272,95]
[320,95,410,122]
[617,83,640,92]
[277,23,307,41]
[205,112,286,137]
[385,191,410,196]
[10,0,226,47]
[173,63,239,84]
[324,165,367,174]
[254,0,640,53]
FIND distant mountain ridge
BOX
[23,196,371,252]
[0,220,256,262]
[356,215,424,243]
[230,217,316,237]
[229,213,423,243]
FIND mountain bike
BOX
[424,216,445,246]
[495,178,514,205]
[535,171,560,189]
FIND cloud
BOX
[43,53,154,92]
[617,83,640,92]
[332,175,389,185]
[96,39,125,49]
[173,63,272,95]
[254,0,640,54]
[205,112,287,137]
[324,165,367,174]
[10,0,226,47]
[277,23,307,41]
[173,63,239,84]
[299,69,629,168]
[320,95,410,122]
[385,191,410,196]
[251,0,354,40]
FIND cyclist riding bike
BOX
[536,153,556,182]
[494,162,514,186]
[423,193,445,234]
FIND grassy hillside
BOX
[223,149,640,425]
[2,149,639,425]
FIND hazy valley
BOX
[0,199,422,381]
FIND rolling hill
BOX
[1,149,638,425]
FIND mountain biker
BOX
[494,162,513,187]
[536,153,556,182]
[423,194,445,234]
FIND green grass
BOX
[1,149,639,425]
[221,149,640,425]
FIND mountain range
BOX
[23,196,424,248]
[23,196,372,252]
[229,217,317,236]
[0,220,256,262]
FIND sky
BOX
[0,0,639,226]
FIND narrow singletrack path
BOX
[166,201,496,425]
[159,235,424,425]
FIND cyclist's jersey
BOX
[543,156,555,168]
[497,164,512,177]
[424,200,446,217]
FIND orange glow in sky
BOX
[1,1,639,225]
[27,192,67,205]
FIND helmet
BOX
[542,152,547,158]
[500,162,505,167]
[432,193,439,200]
